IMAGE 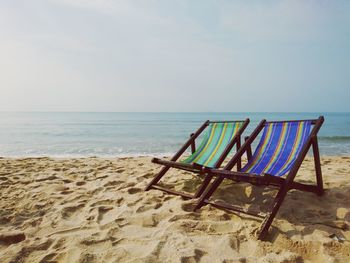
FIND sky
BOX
[0,0,349,112]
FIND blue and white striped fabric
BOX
[242,121,312,176]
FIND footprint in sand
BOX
[97,206,114,224]
[61,204,85,219]
[91,199,115,207]
[163,196,173,201]
[35,175,58,182]
[127,187,142,194]
[135,203,162,213]
[60,190,74,195]
[0,231,26,245]
[141,214,159,227]
[62,179,72,183]
[181,202,195,212]
[10,239,54,262]
[76,181,86,186]
[78,253,97,262]
[49,226,93,237]
[96,175,108,180]
[141,172,154,179]
[180,249,205,263]
[103,180,124,187]
[90,187,104,195]
[39,252,58,262]
[97,165,109,171]
[0,176,9,181]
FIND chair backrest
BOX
[242,120,312,176]
[182,122,243,168]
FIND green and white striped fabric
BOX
[181,122,242,168]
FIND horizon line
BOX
[0,111,349,114]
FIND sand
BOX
[0,156,349,262]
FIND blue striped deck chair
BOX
[195,116,325,240]
[145,119,250,199]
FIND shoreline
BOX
[1,156,349,262]
[0,153,349,159]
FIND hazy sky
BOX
[0,0,349,112]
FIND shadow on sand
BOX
[158,170,350,242]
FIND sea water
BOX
[0,112,349,157]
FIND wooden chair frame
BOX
[145,119,250,199]
[194,116,325,240]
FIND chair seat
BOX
[181,122,243,168]
[242,121,312,176]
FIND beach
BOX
[0,156,349,262]
[1,0,349,261]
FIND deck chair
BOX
[194,116,324,240]
[145,119,250,199]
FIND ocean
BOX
[0,112,349,157]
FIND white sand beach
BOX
[0,156,349,262]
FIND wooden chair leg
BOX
[146,168,213,199]
[194,176,225,210]
[145,121,209,191]
[244,136,252,161]
[312,137,324,196]
[194,174,213,198]
[236,137,242,171]
[258,186,288,240]
[145,166,170,191]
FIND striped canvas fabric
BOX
[242,121,312,177]
[181,122,242,168]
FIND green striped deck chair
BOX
[181,122,244,168]
[195,116,325,241]
[145,119,250,199]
